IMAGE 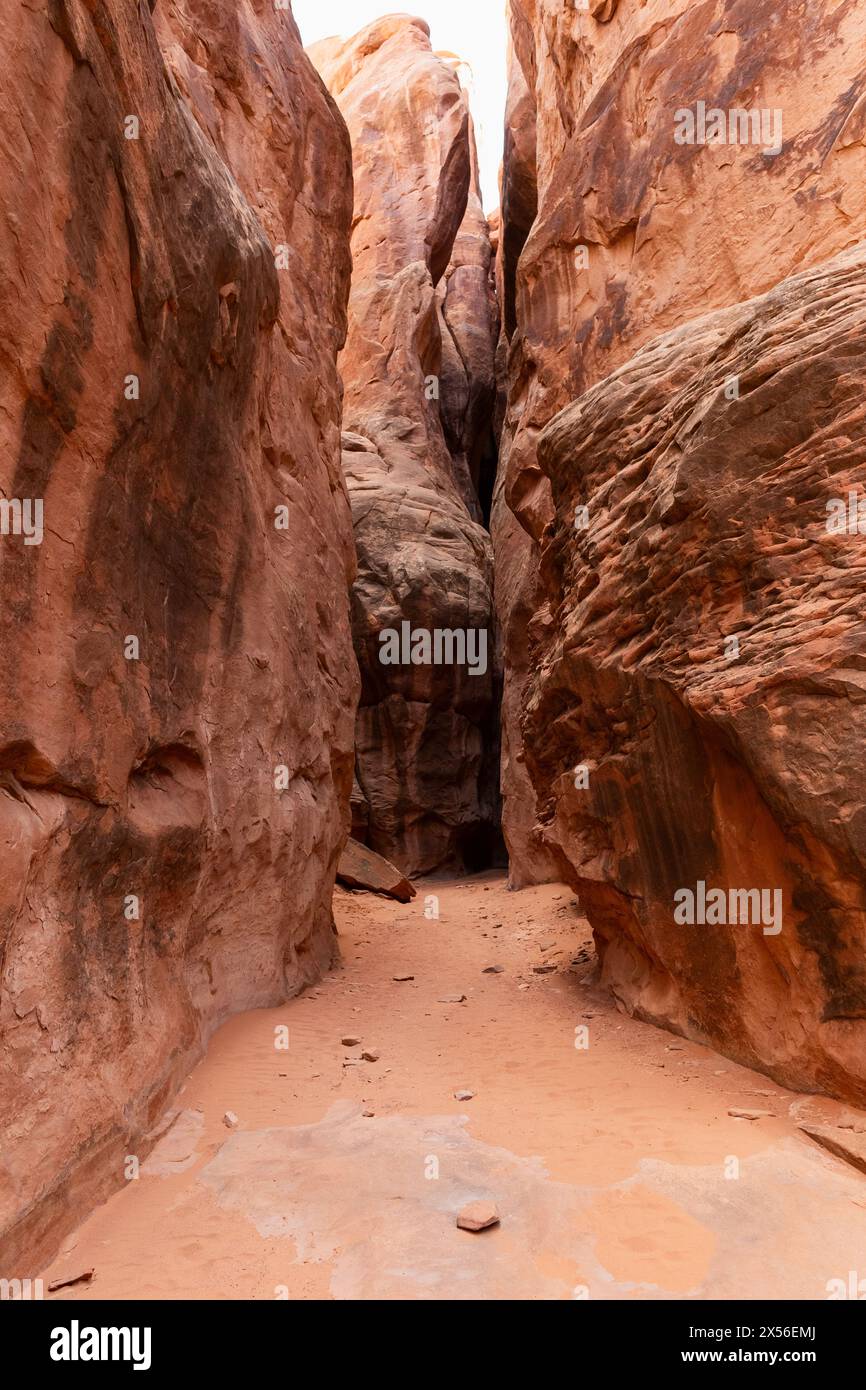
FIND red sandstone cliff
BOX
[311,18,501,876]
[496,0,866,1096]
[0,0,356,1271]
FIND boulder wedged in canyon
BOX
[0,0,356,1272]
[524,243,866,1101]
[311,18,500,877]
[495,0,866,1092]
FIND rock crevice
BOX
[312,17,503,878]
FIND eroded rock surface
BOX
[0,0,356,1271]
[312,18,500,876]
[529,246,866,1101]
[437,120,500,526]
[496,0,866,1094]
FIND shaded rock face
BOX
[312,18,501,877]
[0,0,356,1271]
[497,0,866,1095]
[491,15,555,887]
[437,119,500,527]
[531,246,866,1101]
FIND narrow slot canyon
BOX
[3,0,866,1330]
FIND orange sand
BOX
[41,876,866,1300]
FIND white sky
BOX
[292,1,508,213]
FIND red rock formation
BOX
[491,12,556,887]
[497,0,866,1093]
[437,117,500,525]
[312,18,501,877]
[531,244,866,1101]
[0,0,356,1272]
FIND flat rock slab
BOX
[337,838,416,903]
[799,1124,866,1177]
[457,1201,500,1232]
[196,1099,866,1300]
[141,1108,205,1176]
[199,1102,580,1299]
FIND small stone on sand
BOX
[456,1201,500,1232]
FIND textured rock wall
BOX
[533,245,866,1100]
[492,16,555,886]
[497,0,866,1093]
[0,0,356,1271]
[312,18,500,877]
[438,119,500,526]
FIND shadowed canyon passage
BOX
[2,0,866,1302]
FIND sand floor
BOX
[40,875,866,1300]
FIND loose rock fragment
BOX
[336,839,416,903]
[799,1123,866,1177]
[48,1269,95,1293]
[456,1201,500,1232]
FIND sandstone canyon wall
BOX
[491,17,556,888]
[311,18,501,877]
[497,0,866,1097]
[0,0,356,1271]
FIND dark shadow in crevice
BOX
[457,820,507,874]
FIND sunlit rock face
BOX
[496,0,866,1095]
[0,0,357,1271]
[312,18,501,877]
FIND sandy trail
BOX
[42,875,866,1300]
